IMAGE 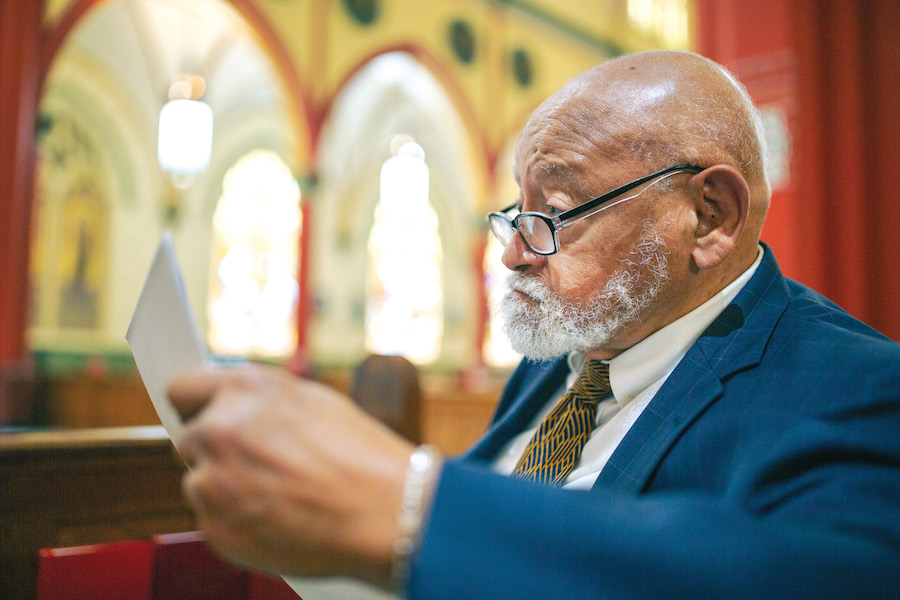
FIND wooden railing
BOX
[12,371,502,455]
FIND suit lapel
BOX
[463,358,569,462]
[592,247,790,494]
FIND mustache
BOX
[506,273,549,301]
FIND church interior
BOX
[1,0,898,598]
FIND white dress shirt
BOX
[493,246,764,489]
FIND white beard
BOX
[497,226,671,361]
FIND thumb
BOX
[166,365,225,421]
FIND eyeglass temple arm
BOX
[558,164,703,222]
[488,164,703,224]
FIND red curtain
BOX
[696,0,900,341]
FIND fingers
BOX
[169,363,283,467]
[167,365,227,421]
[168,365,234,468]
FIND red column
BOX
[0,1,44,363]
[472,235,488,368]
[288,198,313,377]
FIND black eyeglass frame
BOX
[487,163,705,256]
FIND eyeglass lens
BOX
[488,213,555,254]
[516,216,554,253]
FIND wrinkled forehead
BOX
[512,96,632,188]
[512,64,688,186]
[512,118,590,190]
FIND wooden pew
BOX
[0,426,195,599]
[0,378,502,597]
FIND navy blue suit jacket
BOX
[408,248,900,599]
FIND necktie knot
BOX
[571,359,611,404]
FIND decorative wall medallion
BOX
[343,0,378,25]
[449,20,475,64]
[511,48,532,87]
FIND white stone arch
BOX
[313,51,481,367]
[34,0,302,355]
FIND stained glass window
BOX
[208,149,301,358]
[365,141,443,364]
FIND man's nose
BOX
[501,230,545,272]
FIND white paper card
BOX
[126,232,208,447]
[126,233,397,600]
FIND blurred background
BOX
[1,0,898,455]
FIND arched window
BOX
[208,149,301,358]
[366,141,443,364]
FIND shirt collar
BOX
[570,245,764,408]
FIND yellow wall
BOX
[248,0,666,179]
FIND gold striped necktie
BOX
[513,359,611,485]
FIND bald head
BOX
[526,50,770,240]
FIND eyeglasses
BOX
[487,164,704,256]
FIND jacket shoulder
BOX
[780,278,897,350]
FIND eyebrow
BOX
[511,160,581,205]
[516,162,579,195]
[542,162,577,182]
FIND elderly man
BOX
[168,50,900,598]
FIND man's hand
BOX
[166,363,415,589]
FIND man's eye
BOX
[545,205,563,217]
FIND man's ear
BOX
[689,165,749,270]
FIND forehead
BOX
[512,119,598,190]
